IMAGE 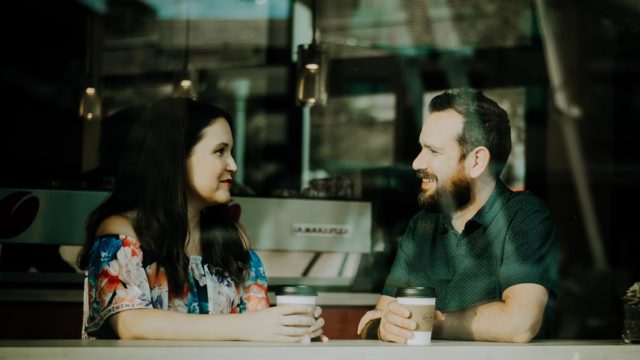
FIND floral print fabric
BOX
[82,234,269,339]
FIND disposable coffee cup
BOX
[275,285,318,343]
[396,287,436,345]
[275,285,318,305]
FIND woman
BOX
[77,97,324,341]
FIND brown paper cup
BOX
[396,287,436,345]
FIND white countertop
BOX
[0,339,637,360]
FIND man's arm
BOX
[357,283,547,343]
[434,283,548,343]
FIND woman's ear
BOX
[467,146,490,179]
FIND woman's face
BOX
[186,117,237,208]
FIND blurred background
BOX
[1,0,639,340]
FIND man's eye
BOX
[214,148,225,155]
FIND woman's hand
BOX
[239,304,322,342]
[311,305,329,342]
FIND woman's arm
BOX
[97,217,324,341]
[110,303,323,341]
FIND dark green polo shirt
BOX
[382,180,558,336]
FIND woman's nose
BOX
[227,155,238,173]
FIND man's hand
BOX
[378,301,416,343]
[358,300,429,344]
[312,305,330,342]
[358,296,446,343]
[356,309,382,338]
[356,302,416,343]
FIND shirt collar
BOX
[440,213,454,234]
[470,180,511,228]
[437,180,512,233]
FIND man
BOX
[357,88,558,343]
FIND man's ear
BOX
[466,146,490,179]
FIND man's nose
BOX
[412,150,430,171]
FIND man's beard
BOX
[416,163,472,213]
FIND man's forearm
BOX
[434,300,541,343]
[435,284,547,343]
[433,309,475,340]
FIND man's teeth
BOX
[422,178,435,183]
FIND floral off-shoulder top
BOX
[82,234,269,339]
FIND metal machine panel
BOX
[0,188,107,245]
[234,197,371,253]
[1,189,372,253]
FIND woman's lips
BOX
[220,179,232,189]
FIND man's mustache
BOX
[415,170,437,181]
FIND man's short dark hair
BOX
[428,88,512,178]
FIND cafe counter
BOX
[0,339,637,360]
[0,286,377,339]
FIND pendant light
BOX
[80,12,101,121]
[297,0,328,191]
[296,0,327,105]
[79,86,101,121]
[174,1,197,99]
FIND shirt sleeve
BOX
[498,197,559,297]
[238,250,269,312]
[83,235,153,337]
[381,215,419,297]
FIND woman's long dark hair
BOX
[78,97,250,296]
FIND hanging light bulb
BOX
[174,75,197,99]
[80,12,102,121]
[296,0,327,105]
[296,43,327,105]
[79,86,102,121]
